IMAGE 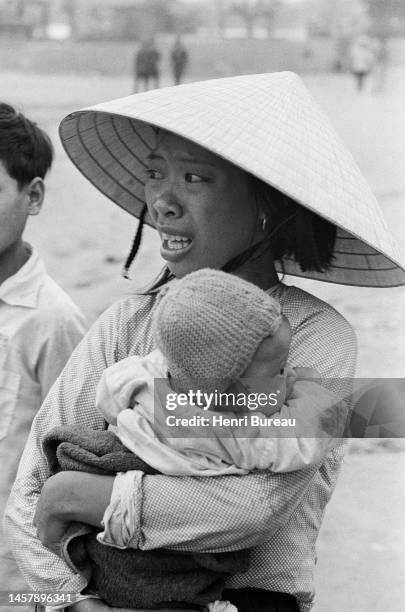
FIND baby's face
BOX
[243,315,291,379]
[224,316,292,410]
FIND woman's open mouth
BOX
[160,232,193,259]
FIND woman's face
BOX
[144,131,259,277]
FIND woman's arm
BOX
[34,463,319,555]
[99,466,319,552]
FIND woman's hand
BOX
[34,471,114,554]
[33,501,69,557]
[34,472,73,556]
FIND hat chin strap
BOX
[222,210,296,275]
[221,210,298,280]
[122,204,148,279]
[221,241,264,274]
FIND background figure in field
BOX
[373,36,389,93]
[349,35,375,92]
[171,36,189,85]
[332,36,350,73]
[134,37,161,93]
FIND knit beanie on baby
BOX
[153,269,283,392]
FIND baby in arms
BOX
[97,268,347,476]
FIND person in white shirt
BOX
[0,102,87,595]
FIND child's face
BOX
[223,316,292,411]
[0,161,42,257]
[243,316,291,380]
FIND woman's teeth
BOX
[161,233,192,251]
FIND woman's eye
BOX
[185,173,205,183]
[146,169,163,180]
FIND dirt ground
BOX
[2,66,405,610]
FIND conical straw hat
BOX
[59,72,405,287]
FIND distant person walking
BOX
[349,35,375,92]
[373,36,389,93]
[134,37,161,93]
[170,36,189,86]
[332,36,350,73]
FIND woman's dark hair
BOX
[0,102,54,188]
[250,175,337,273]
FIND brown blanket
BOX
[43,425,248,609]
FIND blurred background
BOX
[1,1,405,610]
[1,0,405,78]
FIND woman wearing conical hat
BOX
[5,73,405,612]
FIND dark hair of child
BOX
[0,102,54,188]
